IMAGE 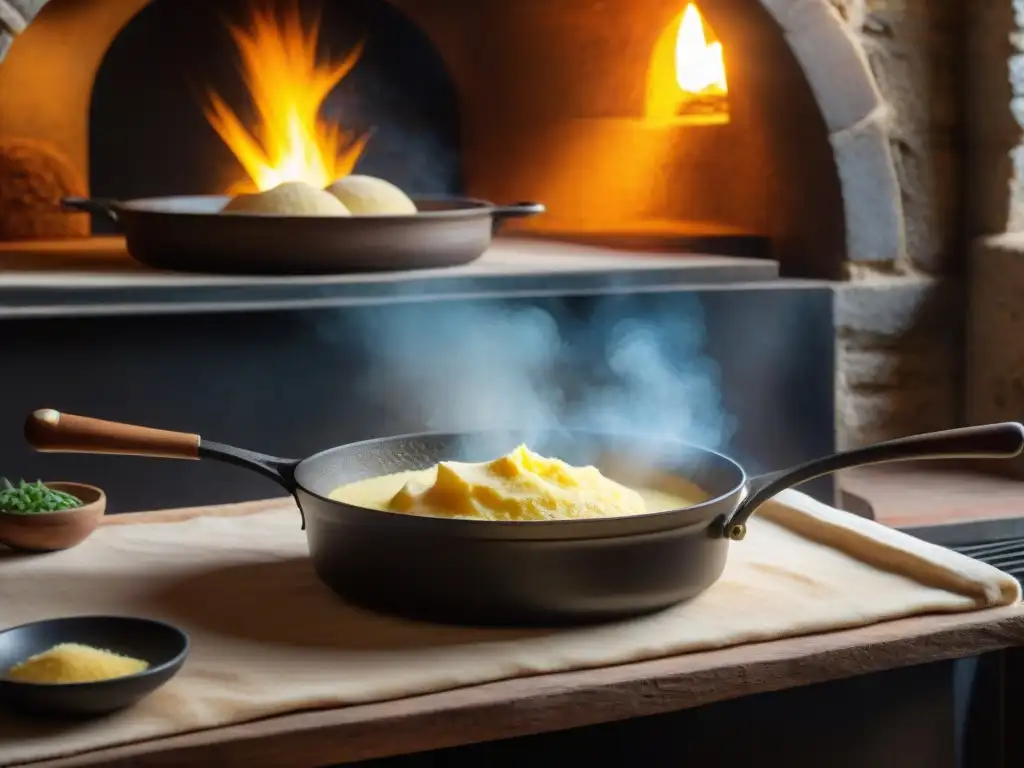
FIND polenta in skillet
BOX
[328,445,708,521]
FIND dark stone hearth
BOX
[0,284,835,514]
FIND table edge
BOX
[28,499,1017,767]
[26,604,1024,768]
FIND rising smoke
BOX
[322,293,736,466]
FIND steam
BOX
[353,301,566,435]
[322,294,736,467]
[567,310,735,453]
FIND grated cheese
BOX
[5,642,149,684]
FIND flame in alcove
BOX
[645,3,729,125]
[675,4,727,95]
[203,5,369,193]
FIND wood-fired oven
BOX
[0,0,903,278]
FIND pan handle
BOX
[62,197,120,224]
[491,202,545,234]
[718,422,1024,541]
[24,409,306,526]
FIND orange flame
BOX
[204,5,369,193]
[645,3,729,125]
[675,4,727,96]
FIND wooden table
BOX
[22,501,1024,768]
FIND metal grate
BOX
[952,538,1024,585]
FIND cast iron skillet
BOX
[62,195,545,275]
[23,409,1024,626]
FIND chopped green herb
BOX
[0,479,82,514]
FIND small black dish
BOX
[0,615,189,717]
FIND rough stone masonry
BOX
[966,0,1024,476]
[831,0,964,449]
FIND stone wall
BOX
[0,1,40,59]
[831,0,964,448]
[965,1,1024,476]
[965,0,1023,236]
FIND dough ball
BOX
[223,181,351,217]
[324,175,417,216]
[0,138,90,241]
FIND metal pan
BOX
[62,195,545,275]
[24,409,1024,626]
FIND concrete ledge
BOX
[0,237,785,319]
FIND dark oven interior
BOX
[89,0,464,209]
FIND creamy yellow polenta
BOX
[328,444,707,521]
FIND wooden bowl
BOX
[0,482,106,552]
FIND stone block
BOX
[967,234,1024,420]
[840,344,953,391]
[769,0,883,132]
[0,0,27,62]
[965,233,1024,477]
[967,0,1024,236]
[835,276,960,449]
[830,108,906,262]
[837,386,958,450]
[855,0,959,272]
[0,1,27,35]
[891,136,950,274]
[827,0,867,27]
[4,0,45,19]
[835,274,957,336]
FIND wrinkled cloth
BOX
[0,489,1018,766]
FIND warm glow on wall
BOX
[645,3,729,126]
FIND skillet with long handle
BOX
[23,409,1024,626]
[62,195,545,275]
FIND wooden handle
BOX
[24,409,200,460]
